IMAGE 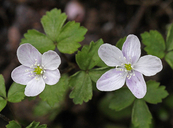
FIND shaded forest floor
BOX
[0,0,173,128]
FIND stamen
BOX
[25,69,29,72]
[35,77,39,80]
[127,56,133,63]
[43,76,47,79]
[126,71,135,79]
[30,65,34,68]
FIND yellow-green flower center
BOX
[34,66,43,75]
[124,64,132,71]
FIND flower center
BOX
[34,66,43,75]
[124,64,132,71]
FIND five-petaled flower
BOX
[11,43,61,97]
[96,34,163,99]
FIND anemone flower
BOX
[96,34,162,98]
[11,43,61,97]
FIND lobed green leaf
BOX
[132,99,152,128]
[0,74,6,98]
[39,74,69,107]
[21,29,55,53]
[165,51,173,69]
[22,8,87,54]
[69,71,92,104]
[57,21,87,54]
[7,82,25,103]
[76,39,103,70]
[141,30,165,58]
[144,80,168,104]
[166,23,173,51]
[41,8,67,42]
[6,120,21,128]
[109,87,135,111]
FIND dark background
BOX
[0,0,173,128]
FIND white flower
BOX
[96,34,163,99]
[11,43,61,97]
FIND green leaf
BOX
[69,71,92,104]
[57,21,87,54]
[26,121,39,128]
[39,74,69,107]
[34,101,61,121]
[141,30,165,58]
[165,51,173,69]
[116,36,126,50]
[144,80,168,104]
[89,67,111,83]
[21,29,55,53]
[109,87,135,111]
[6,120,21,128]
[96,59,107,67]
[0,97,7,112]
[157,108,169,121]
[26,121,47,128]
[34,101,53,116]
[98,93,131,120]
[41,8,67,42]
[7,82,25,103]
[166,23,173,51]
[76,39,103,70]
[164,93,173,108]
[0,74,6,98]
[37,125,47,128]
[132,99,152,128]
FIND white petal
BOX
[11,65,35,85]
[42,50,61,70]
[126,71,146,99]
[96,68,127,91]
[98,43,126,67]
[122,34,141,64]
[17,43,42,67]
[43,69,60,85]
[25,76,45,96]
[134,55,163,76]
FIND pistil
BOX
[124,64,132,71]
[34,66,43,75]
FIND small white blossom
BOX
[11,43,61,97]
[97,34,163,99]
